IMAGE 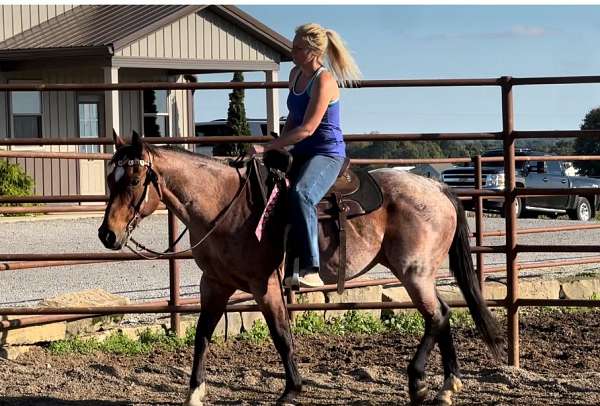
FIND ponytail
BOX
[324,28,362,87]
[295,23,362,87]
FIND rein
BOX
[123,155,251,260]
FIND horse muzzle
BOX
[98,224,125,250]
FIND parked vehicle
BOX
[194,118,286,155]
[441,149,600,221]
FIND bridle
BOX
[117,156,162,240]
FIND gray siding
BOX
[115,8,279,62]
[0,5,74,42]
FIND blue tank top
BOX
[286,67,346,158]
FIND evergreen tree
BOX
[574,107,600,176]
[213,71,251,156]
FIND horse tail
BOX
[443,187,506,361]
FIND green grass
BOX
[62,302,600,355]
[238,320,270,344]
[49,326,196,356]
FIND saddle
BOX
[249,149,383,294]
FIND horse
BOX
[98,131,504,406]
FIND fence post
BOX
[473,155,485,294]
[168,211,182,336]
[501,76,520,367]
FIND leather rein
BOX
[119,155,251,259]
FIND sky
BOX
[194,5,600,135]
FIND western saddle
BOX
[247,149,383,293]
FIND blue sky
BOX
[194,5,600,134]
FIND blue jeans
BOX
[288,154,345,270]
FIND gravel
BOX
[1,213,600,311]
[0,213,201,323]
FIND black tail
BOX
[443,188,505,361]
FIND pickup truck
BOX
[441,149,600,221]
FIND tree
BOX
[574,107,600,176]
[213,71,251,156]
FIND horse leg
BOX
[184,279,235,406]
[401,273,453,406]
[433,296,463,406]
[251,274,302,405]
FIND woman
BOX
[251,23,361,288]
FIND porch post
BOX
[0,71,6,141]
[265,70,280,136]
[103,66,120,140]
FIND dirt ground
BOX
[1,310,599,406]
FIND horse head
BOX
[98,130,163,250]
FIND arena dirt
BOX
[1,311,599,405]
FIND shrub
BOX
[0,160,34,212]
[0,160,34,196]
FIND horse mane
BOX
[159,145,228,165]
[110,139,230,168]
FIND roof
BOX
[0,5,292,61]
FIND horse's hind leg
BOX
[184,278,235,406]
[250,273,302,405]
[400,273,462,405]
[433,296,463,406]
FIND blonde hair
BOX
[295,23,361,87]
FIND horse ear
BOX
[131,130,143,150]
[113,129,125,149]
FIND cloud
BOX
[509,25,546,37]
[419,25,549,41]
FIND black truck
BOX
[441,149,600,221]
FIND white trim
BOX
[112,56,279,71]
[103,67,120,142]
[265,70,279,136]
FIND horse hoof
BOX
[434,374,463,406]
[183,383,206,406]
[276,386,301,405]
[409,381,428,405]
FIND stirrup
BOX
[283,273,300,291]
[297,271,324,288]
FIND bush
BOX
[0,159,34,203]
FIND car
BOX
[441,149,600,221]
[194,118,286,155]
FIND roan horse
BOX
[98,131,504,406]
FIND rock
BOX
[41,289,130,336]
[0,345,33,360]
[326,285,382,319]
[1,317,66,345]
[353,366,379,382]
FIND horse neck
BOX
[151,148,245,229]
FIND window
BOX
[143,90,169,137]
[11,90,42,138]
[77,94,103,153]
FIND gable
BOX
[114,8,279,63]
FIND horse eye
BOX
[130,178,141,187]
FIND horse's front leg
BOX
[184,277,235,406]
[251,272,302,405]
